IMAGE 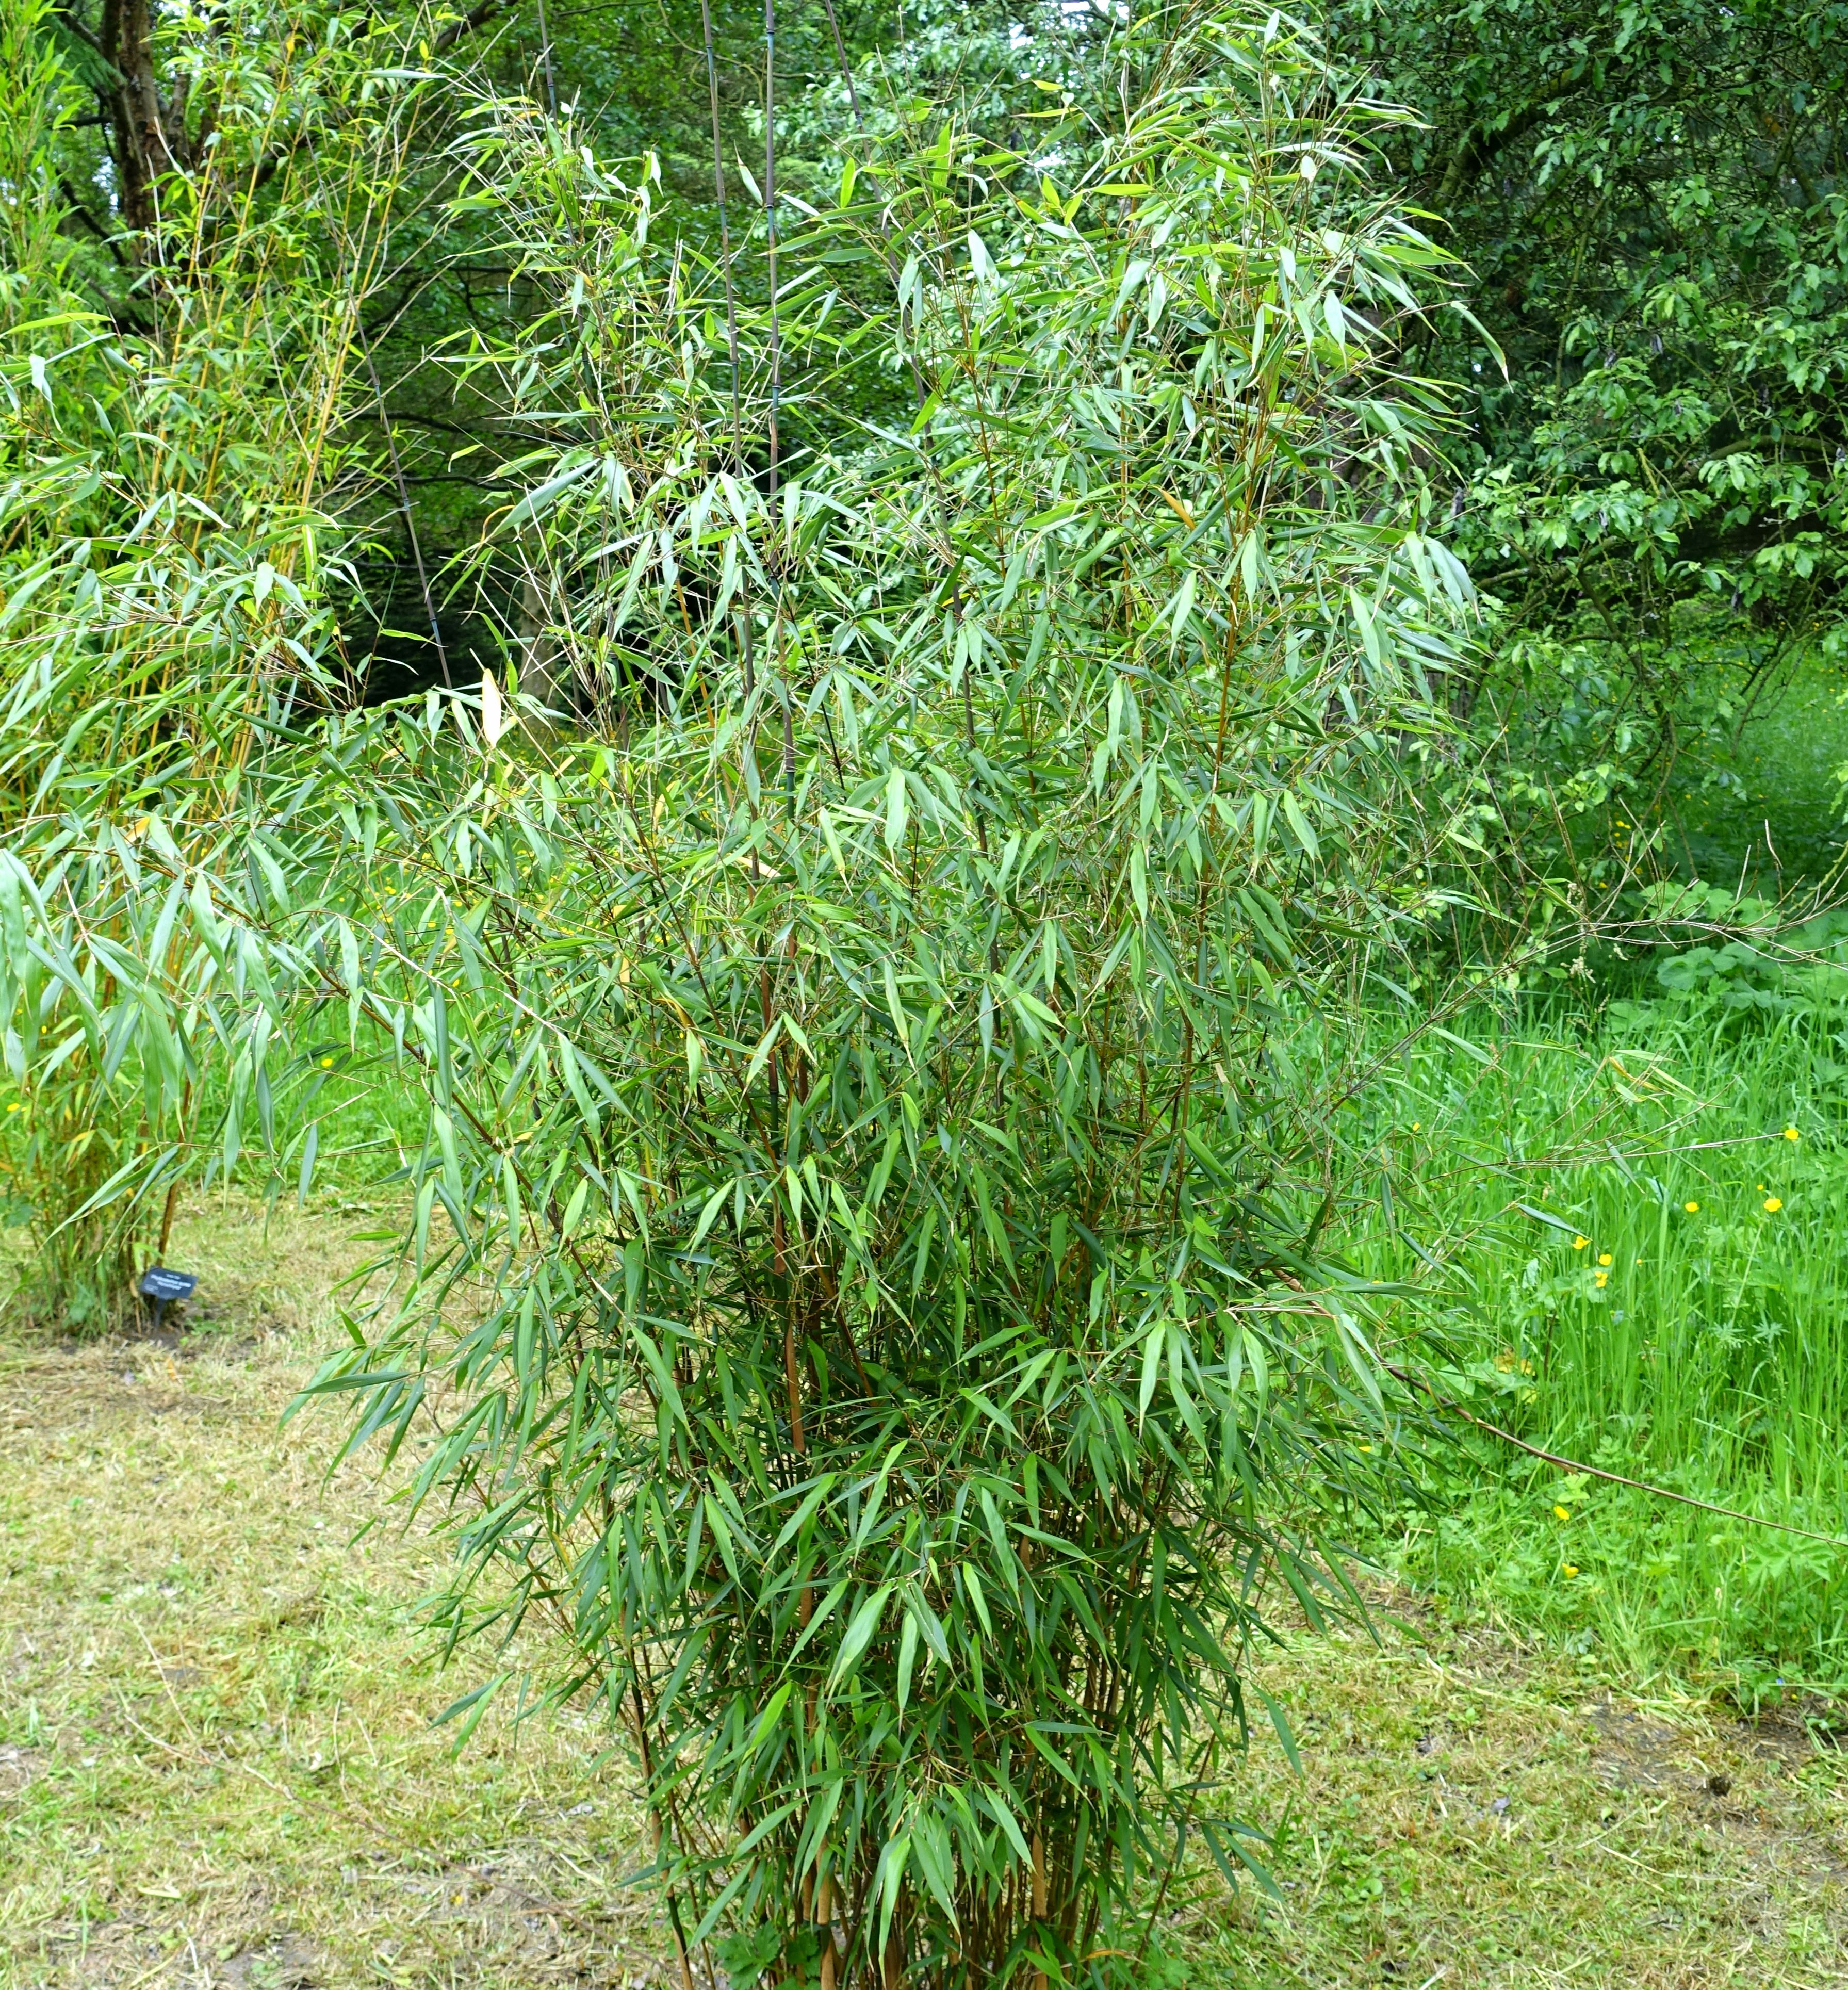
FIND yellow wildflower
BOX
[1563,1564,1580,1578]
[1573,1235,1589,1251]
[1683,1201,1699,1213]
[1784,1126,1800,1141]
[320,1056,335,1069]
[1594,1271,1609,1288]
[1553,1505,1571,1521]
[1763,1197,1782,1213]
[1598,1252,1612,1266]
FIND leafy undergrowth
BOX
[0,1200,1843,1987]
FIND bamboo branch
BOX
[1391,1364,1848,1549]
[698,0,743,470]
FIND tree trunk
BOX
[100,0,180,255]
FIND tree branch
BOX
[57,171,129,266]
[1435,79,1577,206]
[54,1,112,62]
[434,0,510,52]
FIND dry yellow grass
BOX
[0,1196,1843,1988]
[0,1197,662,1990]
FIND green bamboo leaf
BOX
[883,765,909,853]
[827,1584,894,1690]
[1138,1320,1166,1424]
[896,1608,920,1712]
[1281,790,1319,862]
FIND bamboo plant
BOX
[290,8,1474,1983]
[0,0,445,1322]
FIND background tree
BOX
[1333,0,1848,839]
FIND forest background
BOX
[3,0,1848,1984]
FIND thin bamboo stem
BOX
[534,0,558,115]
[698,0,744,470]
[763,0,779,505]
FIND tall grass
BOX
[1350,988,1848,1698]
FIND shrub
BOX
[296,8,1473,1983]
[0,0,440,1326]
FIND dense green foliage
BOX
[1,2,1492,1982]
[1339,0,1848,838]
[302,23,1475,1983]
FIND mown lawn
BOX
[0,1199,1843,1987]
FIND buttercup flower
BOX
[1598,1253,1612,1266]
[1594,1271,1609,1288]
[1763,1197,1782,1213]
[1553,1505,1571,1521]
[1683,1201,1699,1213]
[1784,1127,1800,1142]
[1574,1235,1589,1250]
[1563,1564,1580,1578]
[320,1056,334,1068]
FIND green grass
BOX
[1341,986,1848,1697]
[1663,662,1848,887]
[1,1197,1842,1988]
[1311,658,1848,1693]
